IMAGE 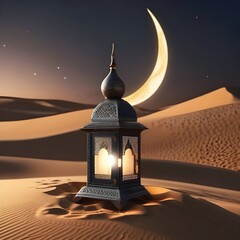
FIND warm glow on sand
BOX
[124,9,168,106]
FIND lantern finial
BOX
[101,44,125,99]
[110,43,117,69]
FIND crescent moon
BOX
[123,9,168,106]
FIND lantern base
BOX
[74,185,150,210]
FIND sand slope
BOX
[141,88,240,171]
[141,87,238,121]
[0,109,91,140]
[0,156,87,179]
[0,96,95,121]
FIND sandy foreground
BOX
[1,177,240,240]
[0,158,240,240]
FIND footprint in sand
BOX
[36,180,159,219]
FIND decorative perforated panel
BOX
[122,136,138,159]
[95,174,111,180]
[93,102,117,119]
[81,186,119,198]
[122,174,138,181]
[94,137,112,155]
[122,136,139,181]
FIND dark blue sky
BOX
[0,0,239,108]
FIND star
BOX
[206,75,209,78]
[195,16,199,19]
[33,72,37,76]
[57,66,60,70]
[63,76,67,79]
[3,44,6,47]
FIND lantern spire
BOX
[110,43,117,69]
[101,44,125,99]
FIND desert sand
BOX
[1,173,240,240]
[141,87,240,171]
[0,87,240,239]
[0,96,94,121]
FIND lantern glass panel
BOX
[122,136,138,181]
[123,148,134,175]
[94,137,112,180]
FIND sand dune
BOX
[0,109,91,140]
[140,87,238,122]
[0,96,95,121]
[141,103,240,171]
[140,88,240,171]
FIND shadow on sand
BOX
[0,160,29,178]
[142,159,240,191]
[0,131,87,161]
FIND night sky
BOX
[0,0,239,109]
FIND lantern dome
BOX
[91,99,136,122]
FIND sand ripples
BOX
[143,103,240,171]
[1,177,240,240]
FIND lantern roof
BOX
[92,98,137,122]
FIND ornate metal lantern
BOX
[74,44,149,210]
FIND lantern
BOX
[74,44,149,210]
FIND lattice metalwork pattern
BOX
[94,137,112,155]
[95,174,111,180]
[93,102,117,119]
[122,174,138,181]
[81,187,119,198]
[122,136,138,158]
